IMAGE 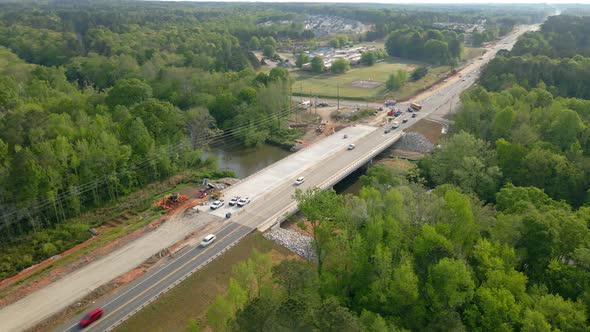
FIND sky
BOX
[162,0,589,3]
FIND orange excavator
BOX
[156,193,188,210]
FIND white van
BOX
[200,234,216,247]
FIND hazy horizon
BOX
[158,0,587,4]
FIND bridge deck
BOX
[209,124,377,218]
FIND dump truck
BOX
[410,103,422,111]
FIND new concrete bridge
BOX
[0,25,535,332]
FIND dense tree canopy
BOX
[0,2,568,324]
[207,162,590,331]
[512,15,590,58]
[385,28,462,65]
[0,1,302,279]
[450,14,590,207]
[204,10,589,331]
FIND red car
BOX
[79,307,103,327]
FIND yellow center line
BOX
[87,197,292,331]
[88,126,397,331]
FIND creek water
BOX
[205,143,291,179]
[207,143,366,195]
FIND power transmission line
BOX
[0,98,316,233]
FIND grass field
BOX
[114,232,298,332]
[462,46,485,61]
[291,57,450,101]
[407,119,446,144]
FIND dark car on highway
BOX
[412,113,417,118]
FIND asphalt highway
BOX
[293,25,534,115]
[60,128,404,332]
[62,221,252,331]
[54,25,535,332]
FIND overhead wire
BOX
[0,97,317,231]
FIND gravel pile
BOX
[264,228,316,261]
[394,132,434,153]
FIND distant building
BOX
[432,22,484,33]
[299,45,376,71]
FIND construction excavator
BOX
[156,193,188,210]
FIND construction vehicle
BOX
[410,103,422,111]
[156,193,187,210]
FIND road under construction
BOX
[0,25,535,332]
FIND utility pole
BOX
[309,90,312,117]
[337,82,340,111]
[314,95,317,115]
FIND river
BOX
[205,143,291,179]
[207,142,366,195]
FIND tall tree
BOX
[295,188,343,277]
[106,78,152,108]
[311,56,324,74]
[426,258,475,310]
[331,58,350,74]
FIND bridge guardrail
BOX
[105,229,253,332]
[106,130,404,331]
[257,131,404,232]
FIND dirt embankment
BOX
[0,185,213,309]
[16,184,232,332]
[406,119,445,144]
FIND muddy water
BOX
[205,143,291,179]
[333,167,366,196]
[207,142,368,194]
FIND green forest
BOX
[205,12,590,332]
[2,3,587,330]
[385,28,463,66]
[206,165,589,331]
[0,1,296,278]
[469,15,590,206]
[0,1,550,280]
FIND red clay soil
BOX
[112,267,148,284]
[374,158,413,169]
[285,219,315,238]
[0,224,148,309]
[12,196,211,332]
[0,235,98,289]
[0,195,204,309]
